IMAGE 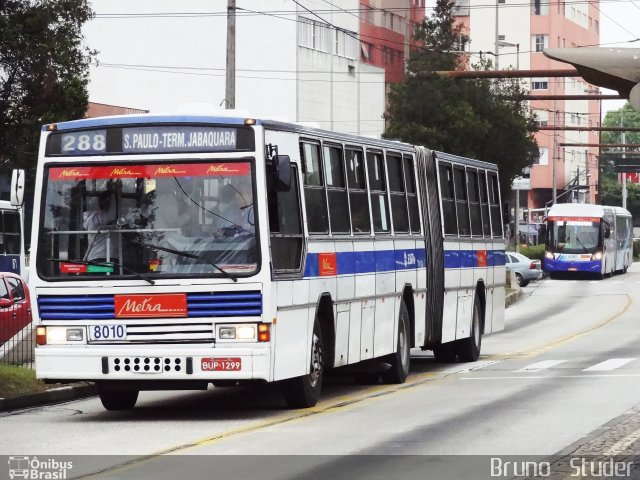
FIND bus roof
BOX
[547,203,631,218]
[42,113,497,168]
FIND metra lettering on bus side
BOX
[477,250,487,267]
[318,253,337,276]
[114,294,187,318]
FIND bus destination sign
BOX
[46,125,255,156]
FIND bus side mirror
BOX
[604,227,611,239]
[10,169,25,207]
[273,155,291,192]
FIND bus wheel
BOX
[381,299,410,384]
[432,343,457,363]
[456,295,482,362]
[283,320,323,408]
[98,385,138,411]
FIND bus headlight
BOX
[217,324,257,342]
[37,326,86,345]
[545,251,554,259]
[592,252,603,260]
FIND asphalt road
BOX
[3,265,640,479]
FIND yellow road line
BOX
[509,294,632,359]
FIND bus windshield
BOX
[37,160,258,279]
[547,218,601,254]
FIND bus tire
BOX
[98,386,138,411]
[381,299,410,384]
[456,294,482,362]
[282,320,323,409]
[432,343,457,363]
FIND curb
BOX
[505,289,522,308]
[0,383,97,412]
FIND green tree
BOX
[599,102,640,220]
[384,0,539,199]
[0,0,96,184]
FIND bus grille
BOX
[37,291,263,320]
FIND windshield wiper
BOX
[131,241,238,282]
[46,258,155,285]
[575,236,589,253]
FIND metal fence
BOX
[0,305,35,367]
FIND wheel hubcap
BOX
[473,310,480,347]
[309,333,323,387]
[399,320,409,368]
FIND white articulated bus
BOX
[544,203,632,278]
[31,113,506,410]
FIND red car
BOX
[0,272,32,344]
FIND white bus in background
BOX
[31,112,506,410]
[544,203,632,278]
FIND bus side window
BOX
[269,165,304,273]
[300,141,329,234]
[387,152,409,233]
[346,148,371,234]
[367,150,390,233]
[323,144,350,234]
[453,166,471,236]
[3,211,21,254]
[488,172,503,237]
[467,169,482,237]
[478,171,491,237]
[438,163,457,236]
[403,155,420,234]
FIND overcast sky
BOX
[83,0,639,118]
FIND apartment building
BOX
[359,0,426,85]
[453,0,601,213]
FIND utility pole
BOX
[584,150,590,204]
[622,117,627,209]
[225,0,236,110]
[551,99,558,205]
[494,0,500,70]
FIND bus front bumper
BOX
[544,258,601,273]
[35,345,271,382]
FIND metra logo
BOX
[58,168,88,178]
[154,166,186,175]
[207,165,239,174]
[318,253,337,276]
[115,294,187,318]
[110,167,142,176]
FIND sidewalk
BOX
[0,383,96,412]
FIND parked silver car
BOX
[505,252,543,287]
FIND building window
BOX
[360,42,371,62]
[534,109,548,126]
[531,78,548,90]
[298,17,329,53]
[453,0,470,16]
[532,34,548,52]
[532,0,548,15]
[538,147,549,165]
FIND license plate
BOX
[89,324,127,341]
[201,357,241,371]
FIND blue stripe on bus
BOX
[0,255,20,274]
[303,249,505,276]
[303,249,426,277]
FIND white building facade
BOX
[84,0,386,137]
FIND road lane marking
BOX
[461,374,640,380]
[438,359,503,374]
[517,360,566,372]
[583,358,636,371]
[510,294,632,358]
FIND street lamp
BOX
[497,40,520,70]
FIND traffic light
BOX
[543,48,640,110]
